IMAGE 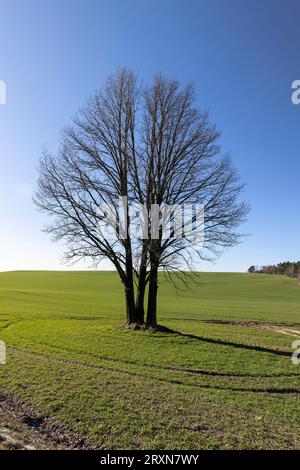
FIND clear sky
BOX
[0,0,299,272]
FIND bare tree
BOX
[34,69,249,329]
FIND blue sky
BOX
[0,0,299,272]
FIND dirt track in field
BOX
[0,391,96,450]
[203,320,300,338]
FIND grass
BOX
[0,271,300,449]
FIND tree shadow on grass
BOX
[157,325,292,358]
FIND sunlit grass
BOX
[0,271,299,449]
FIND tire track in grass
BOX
[7,345,300,395]
[0,391,97,450]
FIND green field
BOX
[0,271,300,449]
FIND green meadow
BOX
[0,271,300,449]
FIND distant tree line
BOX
[248,261,300,279]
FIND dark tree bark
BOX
[146,266,158,327]
[125,283,135,323]
[146,240,160,327]
[135,240,148,324]
[124,241,136,323]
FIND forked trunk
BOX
[135,242,148,324]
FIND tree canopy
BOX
[34,69,249,328]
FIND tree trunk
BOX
[124,238,136,324]
[135,241,148,324]
[146,266,158,328]
[125,282,136,324]
[135,274,146,324]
